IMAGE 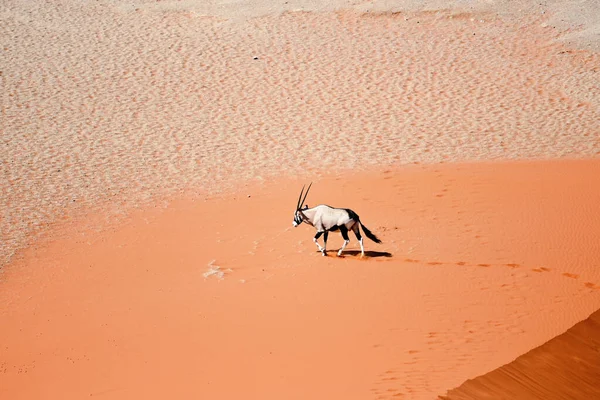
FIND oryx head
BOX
[293,183,312,227]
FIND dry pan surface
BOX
[2,0,600,267]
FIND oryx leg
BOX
[352,225,365,256]
[313,231,324,252]
[322,231,329,256]
[337,226,350,256]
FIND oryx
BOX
[292,183,382,257]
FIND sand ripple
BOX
[1,2,599,265]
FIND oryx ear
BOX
[304,204,308,209]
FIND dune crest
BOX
[441,309,600,399]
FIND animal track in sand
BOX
[403,258,600,291]
[371,369,406,399]
[584,282,600,290]
[532,267,551,272]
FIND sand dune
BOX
[441,308,600,399]
[2,161,600,399]
[2,1,600,399]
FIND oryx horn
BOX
[297,182,312,210]
[296,185,305,210]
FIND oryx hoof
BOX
[337,251,343,257]
[321,250,327,256]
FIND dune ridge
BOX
[441,308,600,399]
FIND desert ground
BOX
[1,1,599,399]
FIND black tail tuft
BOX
[360,222,382,244]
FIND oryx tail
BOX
[359,221,381,243]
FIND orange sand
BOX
[442,309,600,399]
[2,160,600,399]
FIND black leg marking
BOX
[338,226,351,256]
[353,225,365,256]
[340,226,349,241]
[322,231,329,255]
[352,224,362,241]
[314,231,323,240]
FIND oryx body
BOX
[293,184,382,256]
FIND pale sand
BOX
[2,0,600,266]
[2,0,600,399]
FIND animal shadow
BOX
[343,250,393,258]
